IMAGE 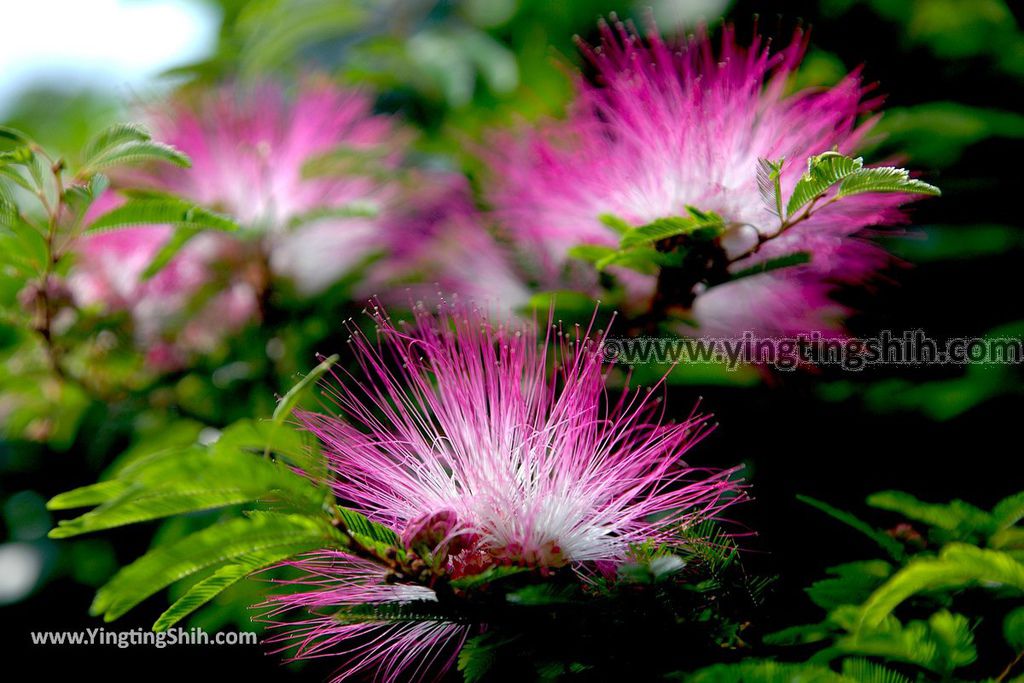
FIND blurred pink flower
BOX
[135,80,408,295]
[487,20,918,335]
[70,81,473,366]
[70,195,259,370]
[372,176,533,318]
[265,303,740,680]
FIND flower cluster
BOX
[265,303,740,680]
[70,82,477,366]
[487,20,917,336]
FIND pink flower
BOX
[134,80,409,295]
[71,80,465,365]
[70,196,259,369]
[266,303,740,680]
[487,20,919,336]
[375,188,534,318]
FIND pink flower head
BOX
[487,19,919,336]
[70,195,259,369]
[72,80,465,366]
[266,303,740,680]
[136,80,410,295]
[376,192,534,319]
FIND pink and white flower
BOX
[487,20,919,336]
[70,81,465,365]
[266,303,740,680]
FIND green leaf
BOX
[859,544,1024,628]
[449,565,530,590]
[567,244,617,264]
[620,207,725,248]
[335,506,402,552]
[81,141,190,174]
[1004,606,1024,651]
[87,197,239,234]
[505,583,577,605]
[92,513,337,622]
[598,213,633,235]
[840,658,912,683]
[756,157,785,220]
[458,632,506,683]
[992,492,1024,531]
[594,246,676,274]
[272,354,339,426]
[286,202,379,230]
[828,607,975,673]
[798,494,905,560]
[140,226,202,280]
[521,291,605,320]
[49,445,321,538]
[926,610,978,670]
[786,151,864,218]
[730,251,811,281]
[838,166,940,198]
[686,660,848,682]
[0,164,34,191]
[763,622,836,646]
[300,144,390,179]
[82,123,152,162]
[2,214,48,270]
[867,490,994,540]
[152,544,311,631]
[806,560,893,610]
[216,418,308,461]
[47,480,132,510]
[0,125,31,145]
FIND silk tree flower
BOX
[128,81,413,296]
[264,303,740,681]
[70,196,260,370]
[487,19,922,336]
[71,81,461,365]
[373,178,534,319]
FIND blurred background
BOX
[2,0,1022,679]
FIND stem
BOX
[31,149,67,379]
[997,650,1024,682]
[728,193,840,264]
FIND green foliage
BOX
[786,150,939,220]
[786,151,865,217]
[805,561,893,611]
[78,122,190,175]
[867,490,995,543]
[566,151,938,317]
[448,565,531,591]
[686,658,913,683]
[459,633,511,683]
[91,512,340,622]
[797,494,906,560]
[86,197,238,234]
[729,251,811,281]
[334,505,404,555]
[47,432,324,538]
[153,544,311,632]
[618,208,726,249]
[1004,606,1024,651]
[700,490,1024,681]
[757,157,785,220]
[858,544,1024,628]
[568,207,724,276]
[270,353,338,425]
